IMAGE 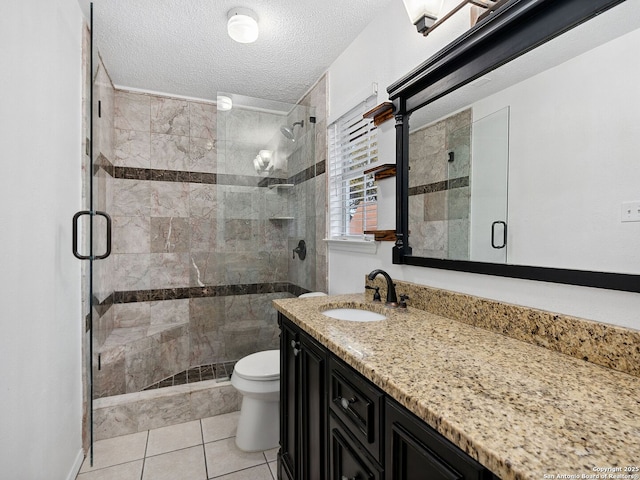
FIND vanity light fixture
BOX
[253,150,274,174]
[402,0,497,36]
[227,7,259,44]
[259,150,273,163]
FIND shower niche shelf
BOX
[269,183,294,190]
[269,216,295,220]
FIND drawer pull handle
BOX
[338,396,358,410]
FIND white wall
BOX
[473,27,640,274]
[327,0,640,330]
[0,1,84,479]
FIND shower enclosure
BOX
[83,14,320,452]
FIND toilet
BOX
[231,349,280,452]
[298,291,328,298]
[231,292,327,452]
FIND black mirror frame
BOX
[388,0,640,293]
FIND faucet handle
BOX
[399,294,409,308]
[365,285,381,302]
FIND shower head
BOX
[280,120,304,141]
[280,125,295,140]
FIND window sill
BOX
[324,238,379,254]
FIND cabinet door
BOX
[299,332,328,480]
[279,316,299,480]
[385,400,488,480]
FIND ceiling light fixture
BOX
[402,0,496,36]
[217,95,233,111]
[227,8,259,44]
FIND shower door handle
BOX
[491,221,507,249]
[72,210,112,260]
[72,211,91,260]
[95,211,112,260]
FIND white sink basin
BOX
[322,308,386,322]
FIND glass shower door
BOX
[73,3,115,462]
[467,107,510,263]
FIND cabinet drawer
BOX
[330,413,382,480]
[329,357,384,461]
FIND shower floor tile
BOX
[141,361,237,391]
[76,411,277,480]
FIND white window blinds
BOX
[328,97,379,239]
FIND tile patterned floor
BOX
[76,411,277,480]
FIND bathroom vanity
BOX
[279,312,496,480]
[273,291,640,480]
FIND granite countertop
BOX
[273,294,640,480]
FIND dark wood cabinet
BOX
[385,399,494,480]
[279,316,298,480]
[278,314,328,480]
[278,313,498,480]
[329,357,384,463]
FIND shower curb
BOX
[93,379,241,441]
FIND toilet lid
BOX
[233,350,280,381]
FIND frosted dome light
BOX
[227,8,259,44]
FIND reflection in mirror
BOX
[400,0,640,278]
[408,108,509,262]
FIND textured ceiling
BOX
[80,0,392,104]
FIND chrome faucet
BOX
[367,269,398,307]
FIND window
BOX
[328,97,379,240]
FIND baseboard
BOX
[66,448,85,480]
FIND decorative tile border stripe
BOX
[92,292,114,317]
[287,159,326,185]
[112,282,309,304]
[90,282,309,320]
[408,176,469,196]
[94,152,114,177]
[113,166,217,184]
[110,162,326,187]
[365,276,640,378]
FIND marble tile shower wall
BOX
[408,109,471,260]
[95,87,328,396]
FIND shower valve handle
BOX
[292,239,306,260]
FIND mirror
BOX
[390,0,640,292]
[408,107,510,262]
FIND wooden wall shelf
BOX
[364,163,396,181]
[364,230,396,241]
[364,101,394,126]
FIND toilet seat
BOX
[233,350,279,381]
